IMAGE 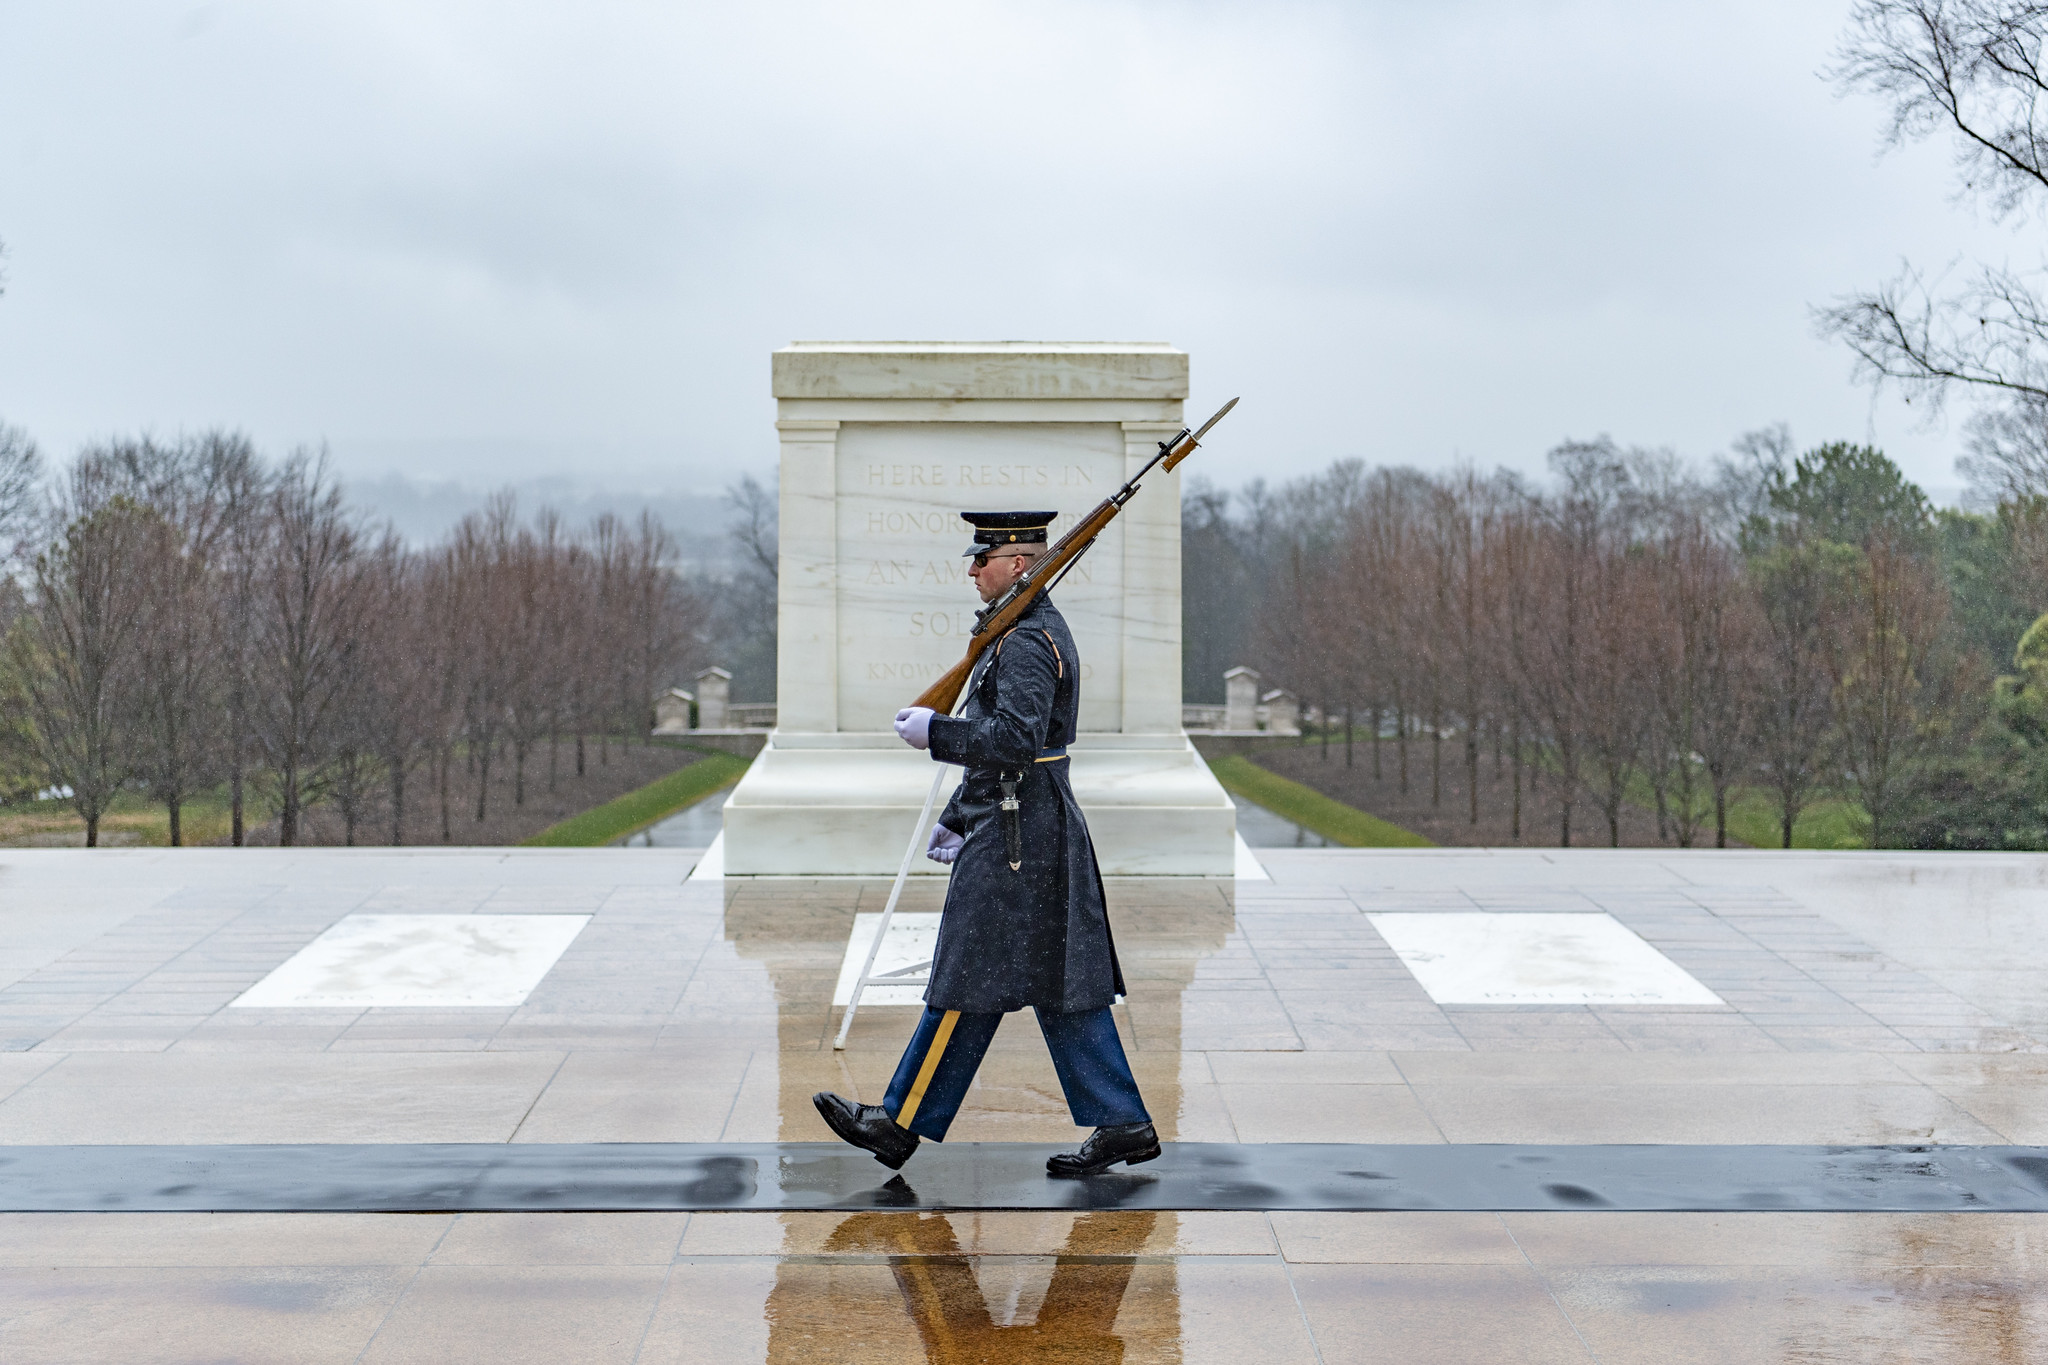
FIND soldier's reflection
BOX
[773,1210,1171,1364]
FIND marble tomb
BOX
[719,341,1237,875]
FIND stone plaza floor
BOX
[3,844,2048,1360]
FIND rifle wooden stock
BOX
[910,655,977,716]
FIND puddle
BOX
[1228,791,1331,848]
[618,792,728,847]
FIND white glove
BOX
[926,823,965,864]
[894,706,935,750]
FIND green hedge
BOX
[521,751,753,848]
[1206,753,1433,848]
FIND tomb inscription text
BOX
[835,422,1126,731]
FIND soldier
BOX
[812,510,1159,1178]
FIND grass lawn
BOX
[1207,753,1433,848]
[0,789,236,848]
[521,750,753,847]
[1721,789,1868,850]
[1522,748,1872,851]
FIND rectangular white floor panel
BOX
[1367,912,1724,1006]
[231,914,591,1008]
[833,912,942,1007]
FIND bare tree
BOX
[1578,531,1652,848]
[11,467,156,846]
[1520,440,1640,845]
[1438,470,1499,826]
[625,510,695,749]
[503,509,553,808]
[0,423,44,800]
[0,422,41,557]
[728,474,778,582]
[1419,482,1455,805]
[248,453,369,846]
[1689,534,1757,849]
[1830,534,1949,844]
[714,475,780,702]
[1823,3,2048,448]
[1355,472,1416,787]
[1493,495,1541,841]
[1960,398,2048,501]
[1748,530,1847,847]
[421,545,471,842]
[447,499,517,820]
[105,434,262,845]
[1644,512,1749,848]
[216,449,274,846]
[349,534,437,845]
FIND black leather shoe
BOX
[812,1091,920,1170]
[1047,1122,1161,1177]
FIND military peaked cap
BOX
[960,510,1057,557]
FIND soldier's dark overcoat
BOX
[924,593,1124,1015]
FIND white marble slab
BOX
[1366,912,1723,1006]
[833,911,941,1006]
[1234,833,1269,881]
[231,914,591,1009]
[688,832,725,882]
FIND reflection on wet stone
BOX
[767,1211,1178,1364]
[718,877,1236,1142]
[713,875,1231,1365]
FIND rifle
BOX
[908,397,1238,713]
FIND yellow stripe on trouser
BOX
[895,1009,960,1129]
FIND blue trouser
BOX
[882,1005,1150,1141]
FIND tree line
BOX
[1185,432,2048,850]
[0,428,712,846]
[1182,0,2048,854]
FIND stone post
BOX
[1262,689,1301,736]
[695,667,733,731]
[653,688,694,735]
[1224,666,1261,731]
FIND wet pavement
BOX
[8,1207,2048,1361]
[14,1141,2048,1213]
[2,845,2047,1359]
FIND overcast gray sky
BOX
[0,0,2023,511]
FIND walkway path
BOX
[3,846,2046,1360]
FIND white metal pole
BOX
[833,762,948,1050]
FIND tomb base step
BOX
[719,730,1235,876]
